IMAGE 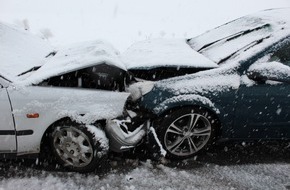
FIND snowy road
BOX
[1,143,290,190]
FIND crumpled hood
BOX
[16,40,127,85]
[121,38,218,70]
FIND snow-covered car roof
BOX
[188,8,290,64]
[17,40,127,85]
[0,22,53,81]
[121,38,218,70]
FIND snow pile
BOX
[0,162,290,190]
[122,38,218,69]
[18,40,127,85]
[86,125,109,158]
[0,22,53,80]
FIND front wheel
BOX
[50,121,108,173]
[158,107,218,159]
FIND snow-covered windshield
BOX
[188,9,290,64]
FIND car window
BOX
[39,63,133,91]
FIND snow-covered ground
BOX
[1,143,290,190]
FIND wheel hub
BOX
[164,113,212,157]
[52,127,94,168]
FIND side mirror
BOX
[247,61,290,83]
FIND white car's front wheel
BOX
[50,121,108,173]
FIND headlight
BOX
[127,81,155,101]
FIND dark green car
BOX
[128,9,290,159]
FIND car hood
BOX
[140,63,241,113]
[121,38,218,70]
[17,40,127,85]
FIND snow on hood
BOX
[0,22,53,81]
[17,40,127,85]
[121,38,218,70]
[155,63,241,96]
[188,8,290,64]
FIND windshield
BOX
[188,16,276,64]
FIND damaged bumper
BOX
[105,119,148,152]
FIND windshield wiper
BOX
[17,66,41,76]
[217,35,271,64]
[190,23,271,52]
[45,51,57,58]
[0,74,12,83]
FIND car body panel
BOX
[6,85,130,154]
[234,78,290,139]
[0,87,16,152]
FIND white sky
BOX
[0,0,290,52]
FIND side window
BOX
[80,63,129,91]
[268,40,290,67]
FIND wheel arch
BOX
[39,117,106,154]
[152,99,224,138]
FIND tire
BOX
[157,107,218,159]
[50,121,108,173]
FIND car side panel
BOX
[7,86,130,155]
[0,87,16,152]
[234,82,290,139]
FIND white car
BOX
[0,39,132,172]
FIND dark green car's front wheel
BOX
[158,107,218,159]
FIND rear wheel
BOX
[50,121,108,172]
[158,107,218,159]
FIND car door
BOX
[0,78,16,153]
[234,41,290,139]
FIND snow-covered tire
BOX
[157,107,218,159]
[50,121,109,173]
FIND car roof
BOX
[188,8,290,64]
[0,22,53,81]
[16,40,127,85]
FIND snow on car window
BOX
[188,9,290,64]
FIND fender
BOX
[152,94,235,138]
[153,94,220,115]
